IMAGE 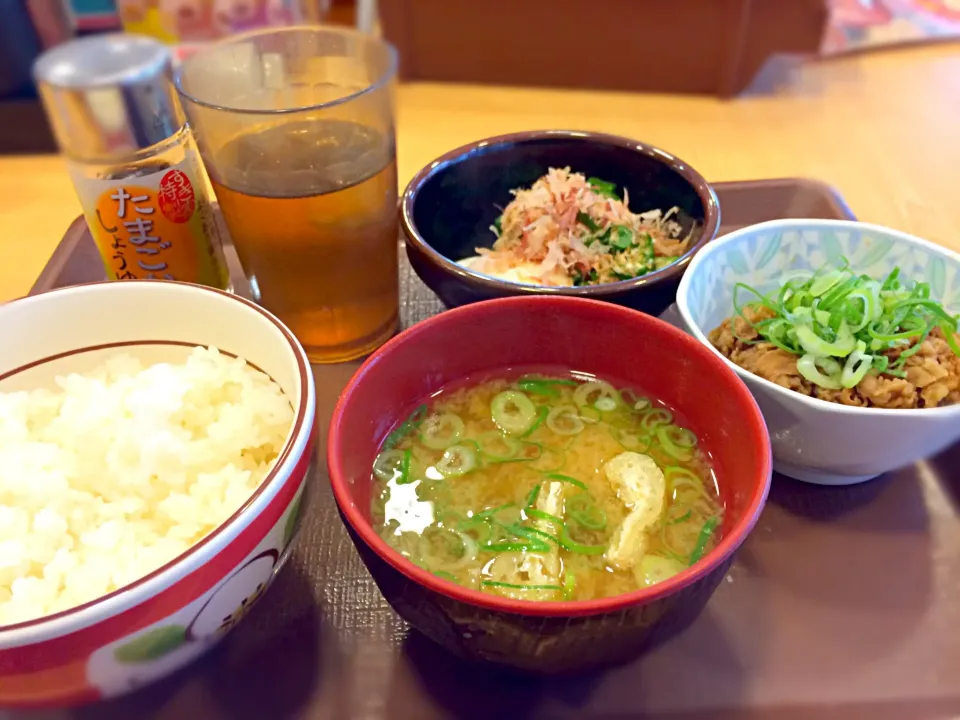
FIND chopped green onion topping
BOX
[610,225,634,251]
[576,211,601,232]
[587,176,619,199]
[732,256,960,390]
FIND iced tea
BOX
[210,119,398,363]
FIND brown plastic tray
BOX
[19,179,960,720]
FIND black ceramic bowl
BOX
[401,130,721,315]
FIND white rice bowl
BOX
[0,346,294,626]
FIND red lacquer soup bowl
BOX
[328,296,771,672]
[0,281,316,707]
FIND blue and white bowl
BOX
[676,219,960,485]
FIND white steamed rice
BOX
[0,346,294,627]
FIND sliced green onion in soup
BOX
[665,504,693,525]
[435,443,479,477]
[521,406,549,437]
[689,516,720,565]
[609,426,651,452]
[546,405,585,435]
[483,523,552,553]
[659,425,696,449]
[558,525,607,555]
[516,380,560,398]
[620,387,652,411]
[639,408,673,430]
[419,413,465,449]
[664,466,710,500]
[518,375,578,387]
[481,580,562,592]
[477,430,522,460]
[372,449,407,482]
[415,526,476,568]
[635,555,686,588]
[543,472,588,490]
[449,530,479,567]
[594,397,617,412]
[578,406,602,424]
[490,390,538,435]
[525,483,541,507]
[573,381,620,411]
[658,523,691,563]
[418,479,452,505]
[457,516,494,544]
[516,376,576,397]
[475,504,520,526]
[482,541,541,553]
[566,493,607,530]
[525,508,564,526]
[491,440,543,466]
[383,404,428,450]
[512,524,560,547]
[561,572,577,600]
[656,425,697,461]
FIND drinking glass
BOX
[176,26,399,363]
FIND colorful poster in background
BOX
[68,0,121,31]
[63,1,960,56]
[116,0,304,43]
[824,0,960,53]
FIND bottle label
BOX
[73,154,229,289]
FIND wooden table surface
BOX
[1,42,958,302]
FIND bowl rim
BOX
[0,280,315,640]
[328,295,772,618]
[399,129,722,298]
[676,218,960,418]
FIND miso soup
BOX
[370,373,724,602]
